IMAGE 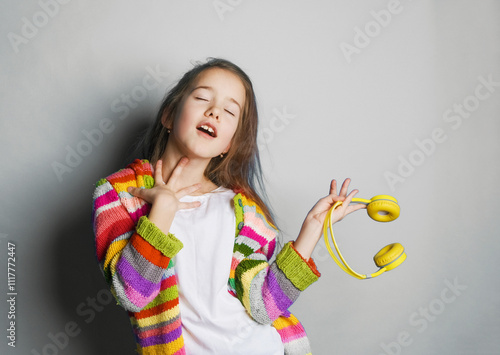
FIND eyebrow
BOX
[192,86,242,111]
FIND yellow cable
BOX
[322,210,353,276]
[323,195,404,279]
[323,201,367,279]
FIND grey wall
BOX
[1,1,499,354]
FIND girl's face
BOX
[168,68,245,160]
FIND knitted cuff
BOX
[136,216,183,258]
[276,241,321,291]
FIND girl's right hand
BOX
[127,158,201,234]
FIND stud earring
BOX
[220,152,225,158]
[167,129,171,134]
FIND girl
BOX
[92,58,364,355]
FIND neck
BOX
[158,144,218,195]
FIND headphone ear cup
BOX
[374,243,406,271]
[367,200,400,222]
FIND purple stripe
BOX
[281,309,291,318]
[116,253,159,298]
[139,325,182,347]
[266,267,293,311]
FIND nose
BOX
[206,105,221,120]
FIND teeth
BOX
[200,125,215,135]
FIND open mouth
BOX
[197,124,217,138]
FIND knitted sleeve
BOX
[229,194,321,325]
[92,161,183,312]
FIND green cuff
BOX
[276,242,319,291]
[136,216,183,258]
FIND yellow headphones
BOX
[323,195,406,279]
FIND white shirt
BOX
[170,187,284,355]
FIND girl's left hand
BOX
[308,178,365,227]
[294,178,366,259]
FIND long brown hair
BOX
[142,58,275,225]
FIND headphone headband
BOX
[323,195,405,279]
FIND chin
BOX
[185,150,220,160]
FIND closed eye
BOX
[195,97,209,101]
[225,109,235,116]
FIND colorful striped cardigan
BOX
[92,159,321,354]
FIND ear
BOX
[161,110,173,129]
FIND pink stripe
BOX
[240,226,269,248]
[140,326,182,347]
[117,255,158,298]
[244,211,276,240]
[266,238,276,260]
[94,188,118,210]
[277,322,306,342]
[261,284,281,320]
[120,195,143,211]
[230,256,239,270]
[266,268,293,309]
[95,208,132,261]
[136,317,182,339]
[129,203,150,224]
[160,274,177,290]
[122,278,158,309]
[96,207,130,238]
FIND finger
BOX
[343,190,365,214]
[166,157,189,187]
[176,183,202,198]
[330,189,358,217]
[343,203,366,218]
[348,203,367,213]
[339,178,351,197]
[128,186,155,204]
[154,160,165,185]
[329,179,337,195]
[343,188,359,205]
[127,186,141,197]
[179,201,201,210]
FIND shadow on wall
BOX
[48,116,151,355]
